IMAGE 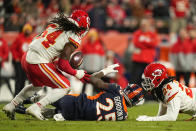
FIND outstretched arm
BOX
[137,96,181,121]
[89,64,120,90]
[89,75,109,90]
[91,64,119,78]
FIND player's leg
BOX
[3,53,43,120]
[25,63,71,120]
[52,94,78,121]
[26,88,69,120]
[3,84,42,120]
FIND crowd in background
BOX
[0,0,195,33]
[0,0,196,97]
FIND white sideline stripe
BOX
[38,64,61,88]
[43,64,70,88]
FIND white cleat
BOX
[53,113,65,121]
[2,103,16,120]
[26,104,46,120]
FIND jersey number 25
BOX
[96,98,116,121]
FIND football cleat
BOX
[2,103,16,120]
[26,103,46,120]
[53,113,65,121]
[15,104,27,114]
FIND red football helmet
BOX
[142,63,168,92]
[69,10,90,37]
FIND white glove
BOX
[101,64,120,76]
[75,70,90,83]
[136,115,152,121]
[75,70,86,79]
[53,113,65,121]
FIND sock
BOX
[11,84,42,107]
[37,88,69,107]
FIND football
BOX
[69,51,84,69]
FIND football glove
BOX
[101,64,120,76]
[75,70,91,83]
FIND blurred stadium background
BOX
[0,0,196,102]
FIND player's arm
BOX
[58,42,77,75]
[58,42,90,82]
[157,102,167,116]
[60,42,76,59]
[137,95,181,121]
[89,76,109,90]
[89,64,119,90]
[91,64,119,78]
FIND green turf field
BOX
[0,102,195,131]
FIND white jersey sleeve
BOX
[67,31,81,48]
[149,96,181,121]
[157,103,167,116]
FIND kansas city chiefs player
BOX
[137,63,196,121]
[3,10,91,120]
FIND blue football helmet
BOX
[122,84,144,107]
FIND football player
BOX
[3,10,91,120]
[15,65,144,121]
[136,63,196,121]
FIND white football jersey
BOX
[138,81,196,121]
[162,81,196,115]
[26,24,81,64]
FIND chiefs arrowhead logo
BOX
[152,69,162,77]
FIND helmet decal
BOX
[152,69,163,77]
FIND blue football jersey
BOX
[54,83,128,121]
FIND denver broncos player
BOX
[51,70,144,121]
[137,63,196,121]
[3,10,91,120]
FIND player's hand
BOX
[75,70,91,83]
[136,115,152,121]
[101,64,120,76]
